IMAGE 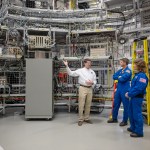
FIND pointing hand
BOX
[63,59,68,67]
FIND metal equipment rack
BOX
[0,59,26,114]
[0,81,10,115]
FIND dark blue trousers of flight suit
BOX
[112,66,132,122]
[128,72,148,136]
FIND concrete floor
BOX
[0,108,150,150]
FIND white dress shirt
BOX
[66,67,97,87]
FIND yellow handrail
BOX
[132,38,150,125]
[143,39,150,125]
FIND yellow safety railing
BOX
[143,39,150,125]
[132,41,137,77]
[70,0,77,9]
[132,37,150,125]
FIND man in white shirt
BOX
[63,58,97,126]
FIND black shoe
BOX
[130,133,143,138]
[127,128,133,132]
[107,119,118,123]
[119,122,128,126]
[78,121,83,126]
[84,120,93,124]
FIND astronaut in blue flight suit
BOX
[125,59,148,138]
[108,58,132,126]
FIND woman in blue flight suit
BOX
[108,58,132,126]
[125,59,148,138]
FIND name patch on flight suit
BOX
[126,70,130,73]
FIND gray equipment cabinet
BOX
[25,59,53,119]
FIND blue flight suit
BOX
[128,72,148,136]
[112,66,132,122]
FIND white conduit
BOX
[6,14,106,23]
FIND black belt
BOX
[135,94,144,98]
[80,85,92,88]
